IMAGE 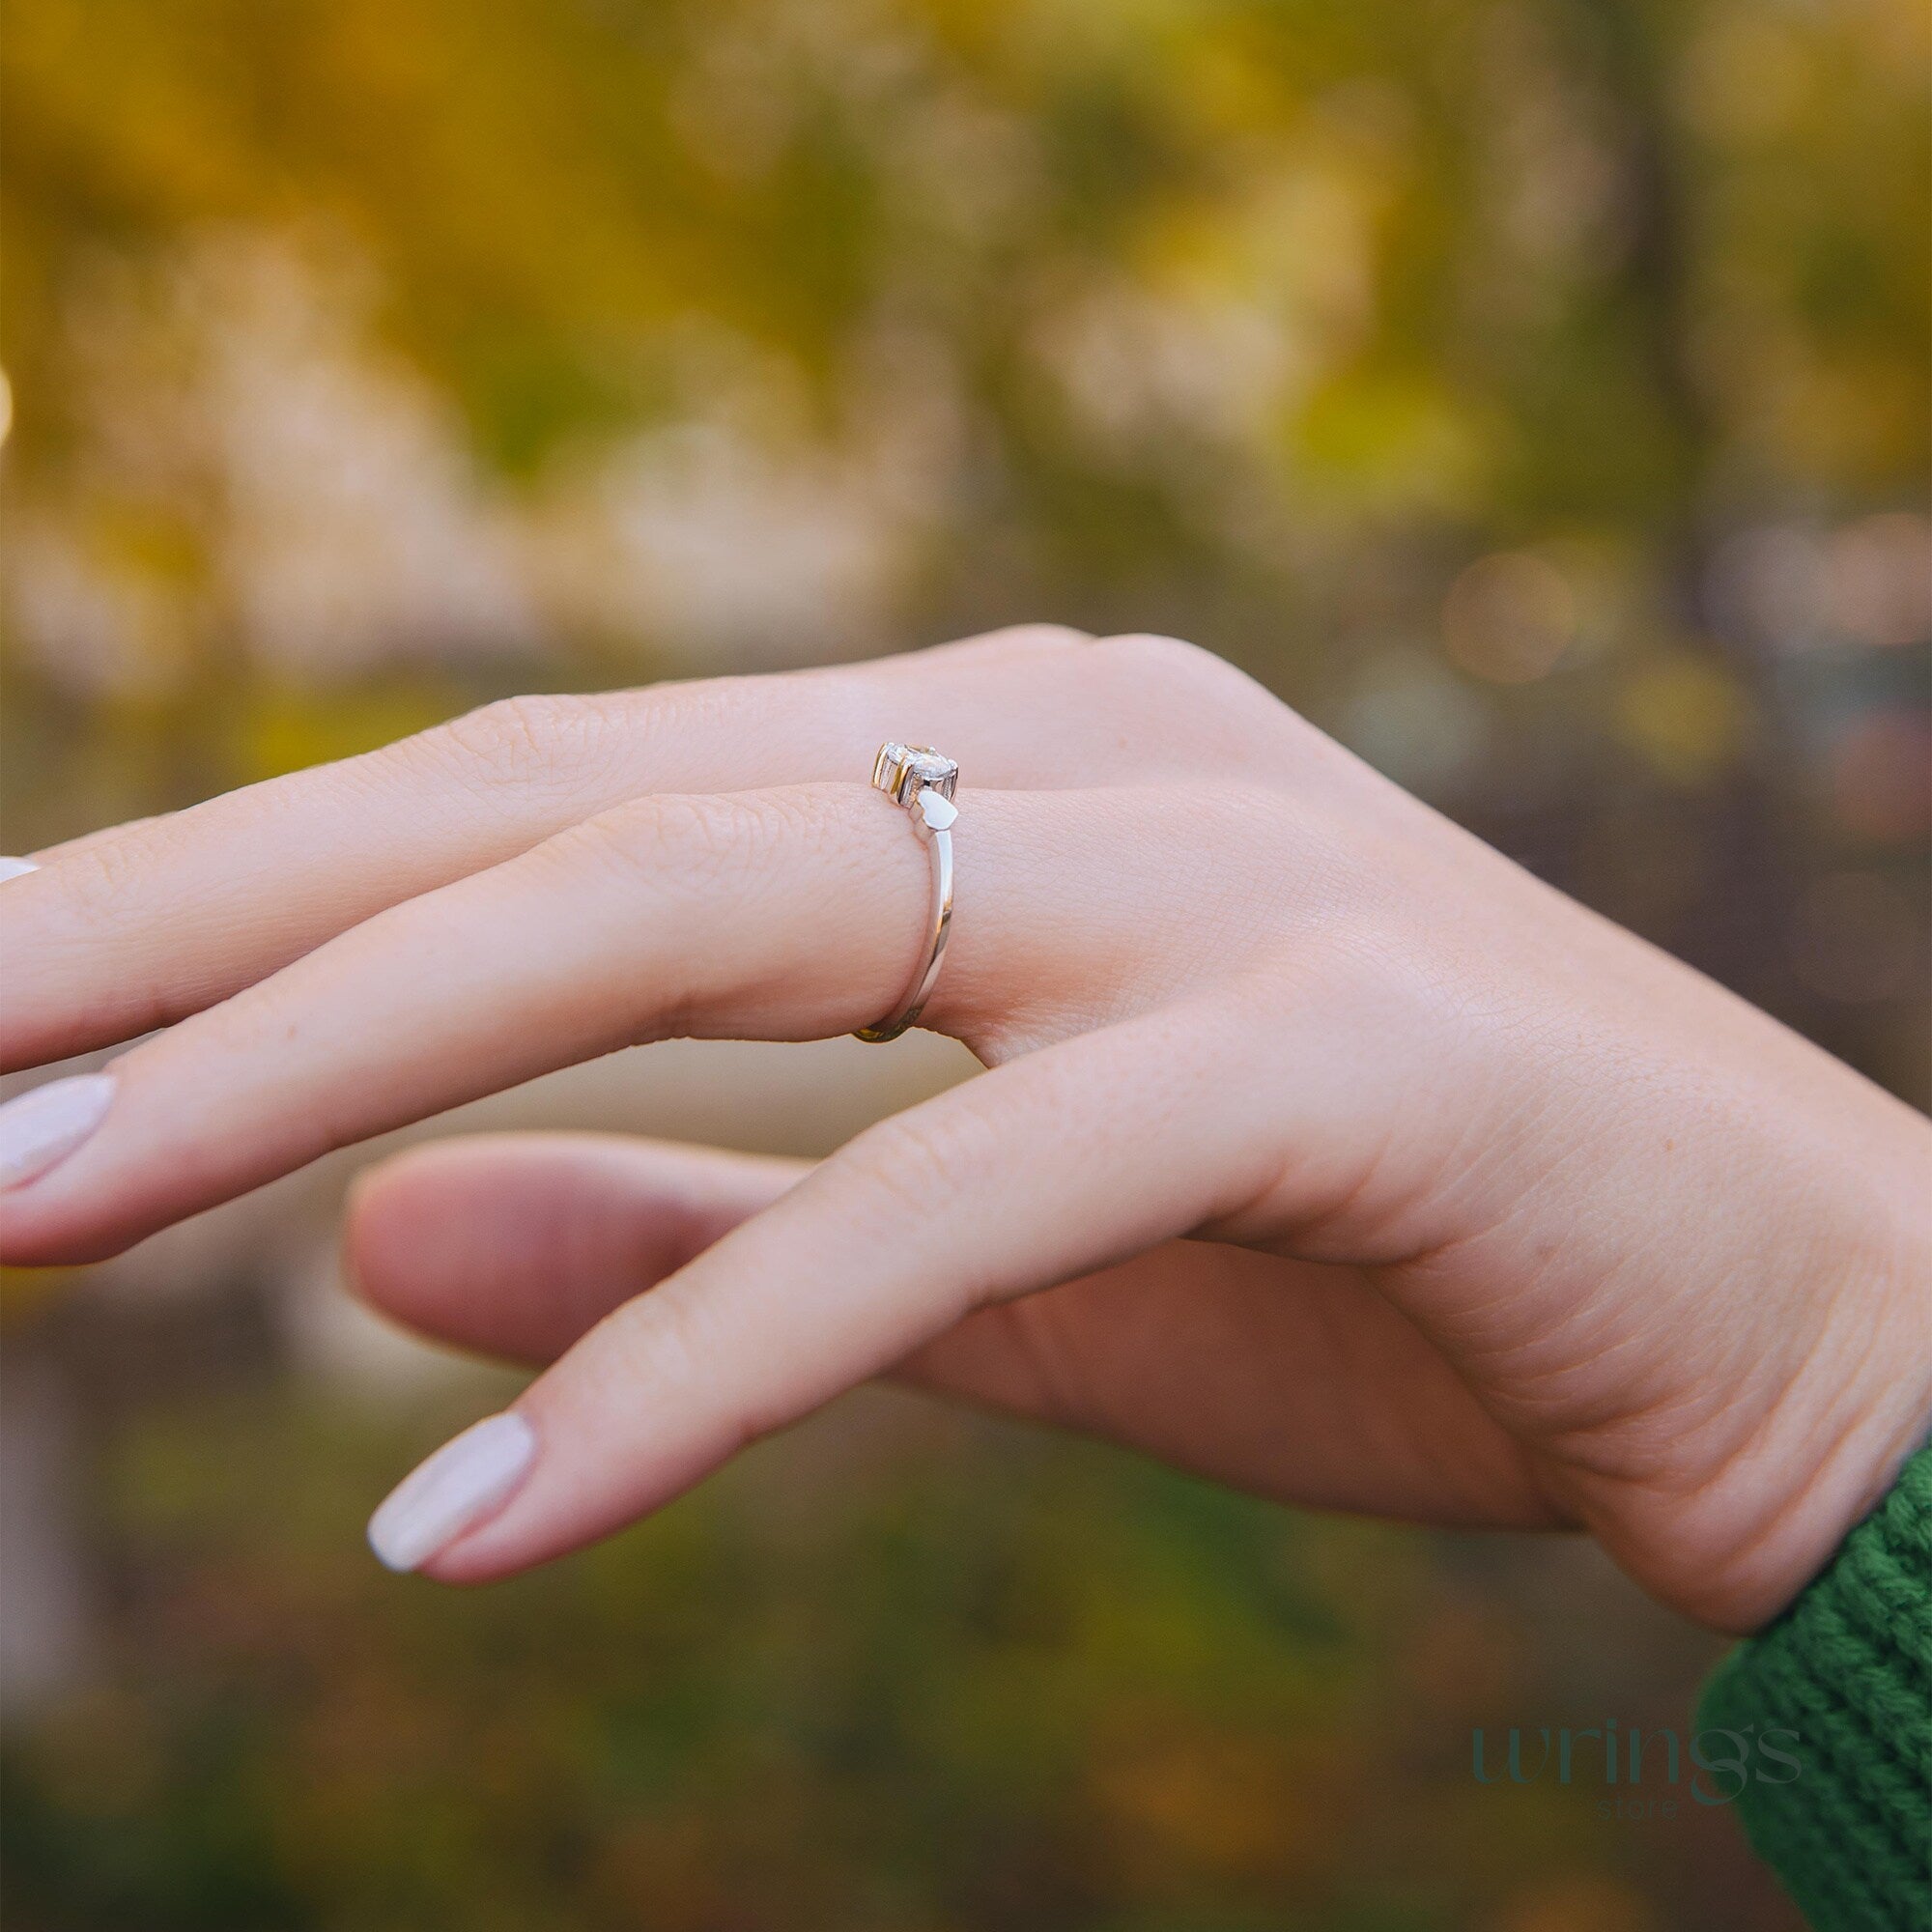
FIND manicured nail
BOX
[0,1073,116,1189]
[367,1411,536,1573]
[0,857,39,882]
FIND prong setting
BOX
[856,741,960,1043]
[870,742,959,809]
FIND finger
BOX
[6,625,1338,1076]
[379,1005,1280,1578]
[348,1129,1556,1530]
[348,1133,805,1364]
[0,626,1094,1071]
[0,781,1266,1264]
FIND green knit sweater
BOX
[1697,1441,1932,1931]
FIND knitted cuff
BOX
[1696,1440,1932,1932]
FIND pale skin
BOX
[0,627,1925,1633]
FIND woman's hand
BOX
[1,627,1925,1632]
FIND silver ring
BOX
[854,742,958,1043]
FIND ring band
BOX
[853,742,958,1043]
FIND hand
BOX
[1,627,1924,1632]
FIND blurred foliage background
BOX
[0,0,1924,1925]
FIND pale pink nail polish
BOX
[0,1074,115,1189]
[367,1412,536,1573]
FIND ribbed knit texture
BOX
[1697,1441,1932,1932]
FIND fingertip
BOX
[337,1162,396,1312]
[367,1409,539,1575]
[338,1140,493,1329]
[336,1133,807,1367]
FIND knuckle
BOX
[415,692,611,793]
[841,1104,998,1237]
[562,789,770,895]
[58,835,146,918]
[1096,631,1225,687]
[982,621,1094,655]
[600,1278,708,1396]
[598,1279,800,1458]
[52,818,186,936]
[1092,633,1302,747]
[593,1282,764,1446]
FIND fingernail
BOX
[0,1073,116,1189]
[0,857,39,882]
[367,1411,536,1573]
